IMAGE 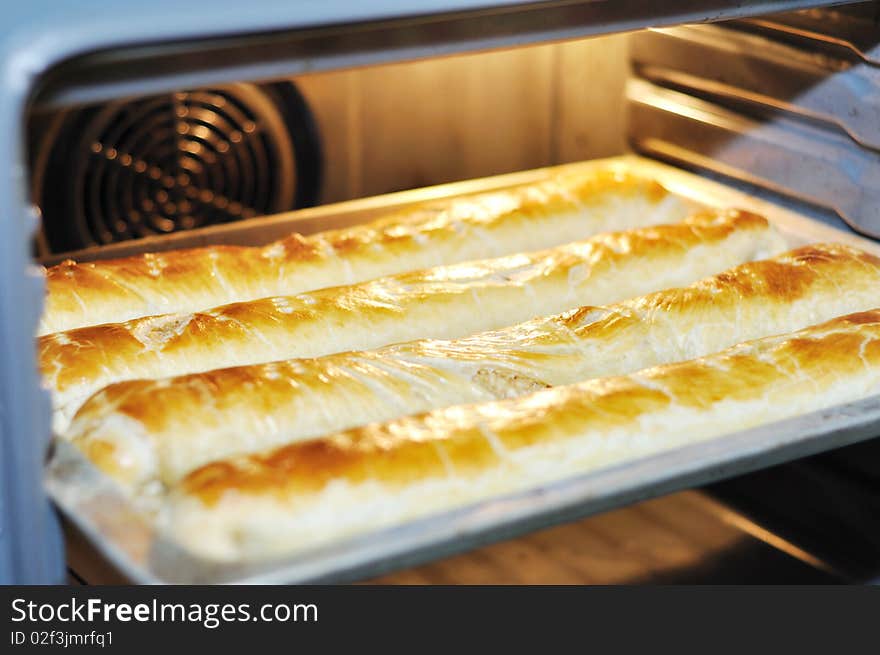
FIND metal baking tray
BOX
[45,155,880,583]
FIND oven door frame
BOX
[0,0,849,582]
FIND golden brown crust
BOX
[163,310,880,561]
[39,170,682,335]
[43,210,780,434]
[69,243,880,488]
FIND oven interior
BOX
[7,0,880,583]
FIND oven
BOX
[2,0,879,584]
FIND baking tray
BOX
[45,155,880,583]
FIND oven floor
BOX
[65,488,844,585]
[365,490,838,585]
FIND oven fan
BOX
[32,82,321,253]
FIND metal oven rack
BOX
[0,0,863,583]
[630,4,880,237]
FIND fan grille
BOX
[39,84,300,250]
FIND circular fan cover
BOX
[35,82,320,251]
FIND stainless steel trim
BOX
[32,1,848,112]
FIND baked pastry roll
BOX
[39,170,687,335]
[42,210,780,433]
[163,309,880,561]
[69,244,880,490]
